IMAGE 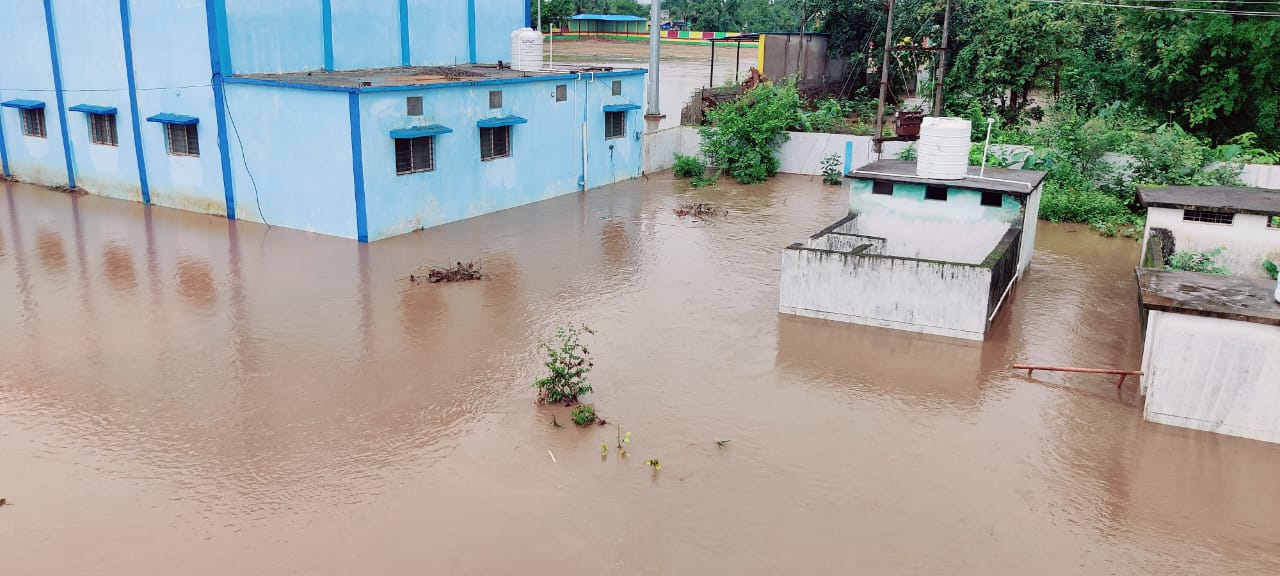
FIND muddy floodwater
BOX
[2,175,1279,575]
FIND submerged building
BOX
[1135,186,1280,444]
[0,1,644,241]
[779,119,1046,340]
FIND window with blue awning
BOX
[1,99,46,110]
[70,104,118,115]
[603,104,640,113]
[390,125,453,139]
[476,116,528,128]
[146,113,199,126]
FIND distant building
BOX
[779,159,1046,340]
[0,1,645,241]
[1138,185,1280,278]
[567,14,649,37]
[1136,268,1280,444]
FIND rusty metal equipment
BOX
[1013,364,1144,389]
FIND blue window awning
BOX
[476,115,528,128]
[146,113,199,126]
[603,104,641,113]
[390,125,453,139]
[69,104,118,115]
[1,99,46,110]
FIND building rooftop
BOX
[1136,268,1280,327]
[236,64,633,90]
[1138,185,1280,216]
[850,160,1047,195]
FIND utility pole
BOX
[646,0,663,118]
[873,0,896,153]
[797,0,808,79]
[932,0,952,117]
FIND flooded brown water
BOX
[2,176,1279,575]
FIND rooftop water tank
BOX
[915,117,972,180]
[510,28,543,72]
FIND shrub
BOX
[571,404,596,426]
[533,325,594,405]
[673,154,705,178]
[699,80,800,184]
[820,153,843,185]
[896,144,917,161]
[1264,260,1278,280]
[1124,123,1242,187]
[1167,247,1229,275]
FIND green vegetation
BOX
[1265,261,1278,281]
[1166,247,1229,275]
[672,154,706,178]
[571,404,597,426]
[820,153,843,185]
[644,458,662,471]
[533,325,595,405]
[699,80,800,184]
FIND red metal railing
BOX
[1012,364,1143,389]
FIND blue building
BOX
[0,1,646,241]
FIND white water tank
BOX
[916,117,972,180]
[510,28,543,72]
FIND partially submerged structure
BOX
[1136,269,1280,444]
[779,124,1046,340]
[1138,185,1280,278]
[0,1,644,242]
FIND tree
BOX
[530,0,575,30]
[1113,6,1280,147]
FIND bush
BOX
[673,154,705,178]
[896,144,917,161]
[1124,123,1242,187]
[571,404,596,426]
[820,153,843,185]
[1264,260,1278,280]
[533,325,594,405]
[1167,247,1229,275]
[699,80,800,184]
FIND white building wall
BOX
[779,247,992,340]
[1143,206,1280,278]
[1141,310,1280,444]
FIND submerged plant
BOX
[571,404,597,426]
[1166,247,1229,275]
[673,154,706,178]
[820,153,843,185]
[533,325,594,405]
[645,458,662,471]
[716,440,731,448]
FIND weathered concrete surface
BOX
[1140,205,1280,278]
[1141,309,1280,444]
[1137,268,1280,326]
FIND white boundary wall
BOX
[1141,310,1280,444]
[646,127,1280,188]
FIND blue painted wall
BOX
[223,83,357,238]
[0,0,67,187]
[52,0,141,202]
[407,0,470,66]
[850,180,1022,224]
[474,0,524,63]
[331,0,401,71]
[224,0,325,74]
[130,0,228,215]
[359,71,644,241]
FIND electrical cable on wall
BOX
[222,93,269,229]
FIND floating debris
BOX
[409,260,483,284]
[674,203,727,219]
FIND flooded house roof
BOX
[235,64,638,90]
[1137,185,1280,216]
[850,160,1047,196]
[1136,268,1280,326]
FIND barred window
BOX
[555,84,567,102]
[166,123,199,156]
[89,113,118,146]
[611,80,622,95]
[406,96,423,116]
[20,108,46,138]
[488,90,502,109]
[872,180,892,195]
[605,111,625,139]
[925,185,948,201]
[480,125,510,161]
[395,136,434,175]
[981,191,1002,207]
[1182,209,1233,225]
